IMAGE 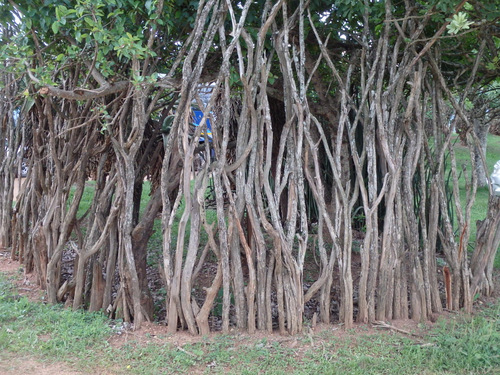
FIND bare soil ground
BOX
[0,352,83,375]
[0,251,44,303]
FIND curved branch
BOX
[25,61,130,100]
[38,81,130,100]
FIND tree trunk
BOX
[470,195,500,296]
[473,117,490,187]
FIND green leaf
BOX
[56,5,68,20]
[486,62,497,71]
[84,17,94,27]
[464,2,473,11]
[52,21,60,34]
[94,32,104,43]
[446,12,474,35]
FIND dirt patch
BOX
[109,321,221,349]
[0,249,45,303]
[108,316,433,351]
[0,352,82,375]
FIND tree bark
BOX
[471,195,500,296]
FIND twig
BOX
[372,321,422,337]
[177,346,200,358]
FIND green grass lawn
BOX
[0,272,499,374]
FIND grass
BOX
[0,272,112,368]
[76,180,96,219]
[1,272,499,374]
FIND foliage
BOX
[446,12,474,35]
[0,0,198,88]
